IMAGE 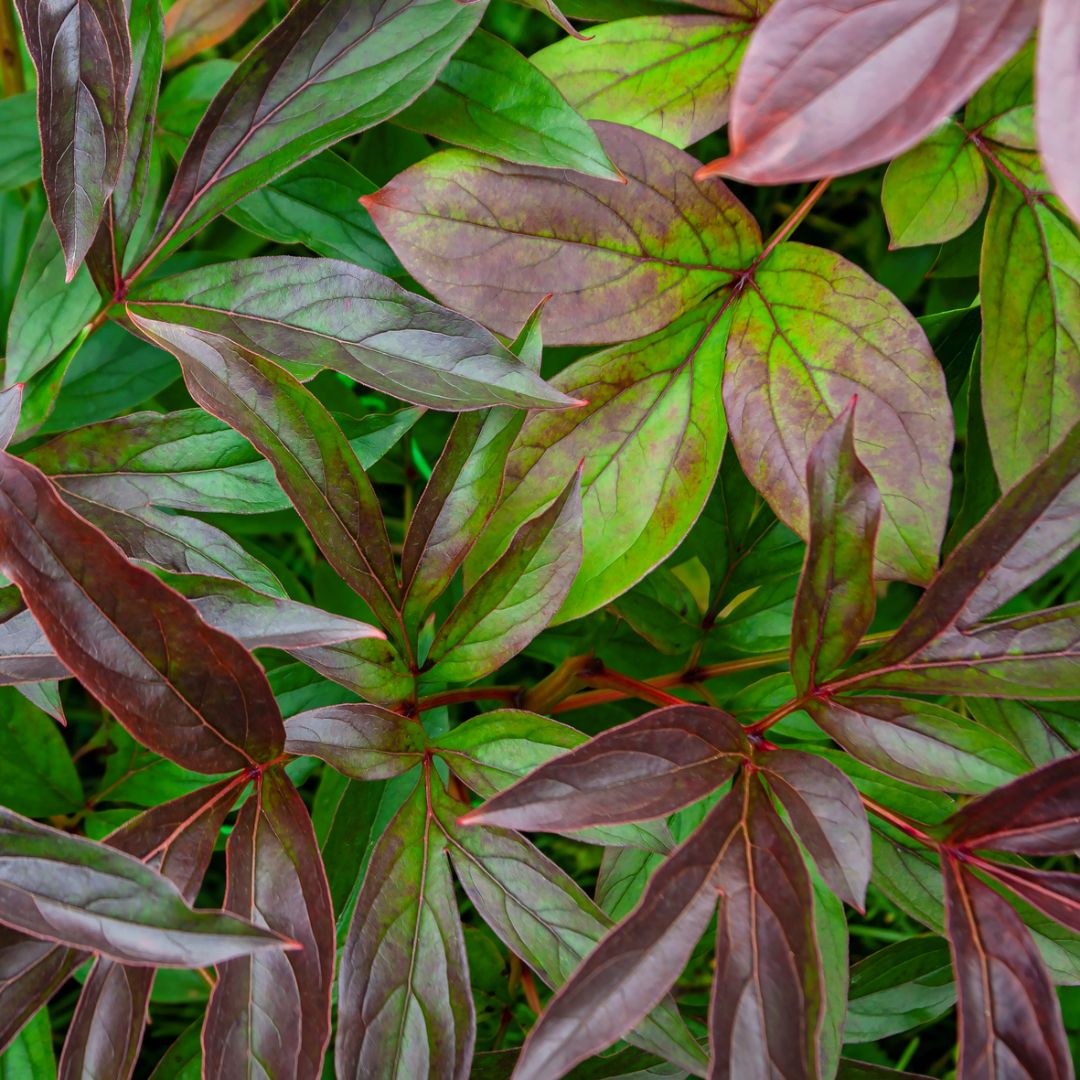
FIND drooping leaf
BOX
[943,858,1071,1080]
[336,776,474,1080]
[698,0,1039,183]
[0,807,284,966]
[363,121,760,345]
[163,0,265,68]
[460,704,746,833]
[145,0,487,261]
[882,120,988,247]
[423,468,584,684]
[1036,0,1080,222]
[284,705,426,781]
[725,242,952,584]
[790,400,880,693]
[127,257,575,410]
[13,0,131,277]
[397,30,619,178]
[0,451,284,772]
[531,14,752,148]
[204,769,334,1080]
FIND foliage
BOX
[0,0,1078,1077]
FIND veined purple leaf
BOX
[976,862,1080,936]
[724,242,952,585]
[699,0,1038,184]
[760,749,871,910]
[364,121,760,346]
[336,774,474,1080]
[0,929,80,1055]
[284,705,426,781]
[144,0,486,261]
[204,769,334,1080]
[127,257,575,411]
[1036,0,1080,222]
[0,451,284,771]
[790,400,881,693]
[460,704,746,833]
[0,611,69,685]
[13,0,131,278]
[943,858,1071,1080]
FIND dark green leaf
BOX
[0,94,40,192]
[0,687,81,818]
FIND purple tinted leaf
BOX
[461,705,746,833]
[163,0,265,68]
[0,451,284,771]
[0,929,80,1055]
[790,400,881,693]
[943,858,1071,1080]
[761,749,871,910]
[13,0,131,277]
[284,705,426,781]
[0,385,21,448]
[977,862,1080,936]
[0,611,70,685]
[204,769,334,1080]
[287,635,414,711]
[1037,0,1080,222]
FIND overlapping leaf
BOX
[284,705,426,780]
[1037,0,1080,221]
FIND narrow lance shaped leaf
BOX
[13,0,131,277]
[164,0,265,69]
[698,0,1039,183]
[942,858,1071,1080]
[363,121,761,346]
[974,861,1080,937]
[790,399,881,693]
[424,467,584,684]
[336,774,474,1080]
[0,384,22,448]
[1037,0,1080,222]
[145,0,486,262]
[127,257,576,411]
[461,704,747,833]
[132,316,402,631]
[0,451,284,772]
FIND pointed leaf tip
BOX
[694,159,731,182]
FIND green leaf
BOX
[531,14,751,148]
[398,30,619,178]
[882,120,988,247]
[0,1006,54,1080]
[0,94,40,192]
[146,0,487,261]
[155,59,235,162]
[980,185,1080,486]
[0,687,81,818]
[725,242,953,584]
[363,121,760,345]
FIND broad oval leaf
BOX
[700,0,1039,183]
[724,242,953,584]
[127,257,575,411]
[363,121,761,345]
[1037,0,1080,222]
[0,451,285,772]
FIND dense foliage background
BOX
[0,0,1078,1077]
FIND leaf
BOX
[0,931,77,1057]
[146,0,486,261]
[4,215,100,386]
[0,451,285,772]
[0,94,40,192]
[698,0,1039,183]
[1037,0,1080,222]
[0,806,285,966]
[289,635,415,711]
[979,183,1080,486]
[466,300,729,622]
[163,0,265,68]
[0,1006,55,1079]
[976,862,1080,936]
[943,858,1071,1080]
[284,705,426,781]
[336,775,474,1080]
[0,611,69,686]
[531,14,752,148]
[227,151,400,275]
[882,120,988,247]
[790,400,880,693]
[423,468,584,684]
[808,696,1030,793]
[132,317,402,630]
[0,385,19,451]
[397,30,619,178]
[13,0,131,277]
[363,120,760,345]
[204,769,334,1080]
[460,704,746,833]
[760,749,871,910]
[127,256,576,411]
[0,687,81,818]
[724,242,953,584]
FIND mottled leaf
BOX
[1037,0,1080,221]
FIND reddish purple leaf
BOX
[204,768,334,1080]
[943,858,1071,1080]
[460,704,747,833]
[977,861,1080,936]
[0,610,71,685]
[790,399,881,693]
[699,0,1038,184]
[1037,0,1080,222]
[0,929,79,1055]
[0,451,284,772]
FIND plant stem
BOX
[579,665,686,708]
[756,177,833,265]
[0,0,24,98]
[861,795,938,849]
